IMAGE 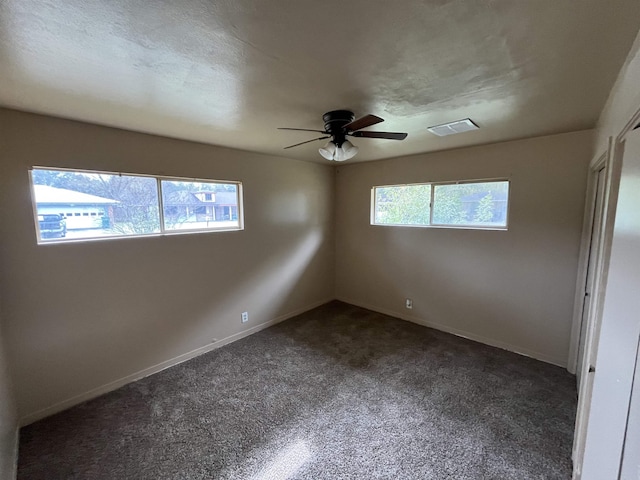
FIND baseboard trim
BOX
[19,298,333,426]
[336,297,567,368]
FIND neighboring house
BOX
[164,190,238,224]
[33,185,118,230]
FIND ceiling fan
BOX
[278,110,408,161]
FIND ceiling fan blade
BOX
[278,127,327,133]
[343,114,384,132]
[351,131,408,140]
[283,136,330,149]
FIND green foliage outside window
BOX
[375,184,431,225]
[373,180,508,228]
[432,182,508,226]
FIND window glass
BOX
[432,181,509,227]
[372,179,509,230]
[161,180,240,231]
[373,184,431,225]
[32,168,160,241]
[31,168,243,243]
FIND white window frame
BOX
[371,177,510,230]
[30,166,244,244]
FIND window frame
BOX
[370,182,432,227]
[30,166,244,244]
[371,177,510,230]
[158,176,243,235]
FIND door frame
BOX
[570,139,618,472]
[568,104,640,375]
[567,142,615,376]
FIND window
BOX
[30,167,243,243]
[373,184,431,225]
[161,180,240,232]
[372,179,509,229]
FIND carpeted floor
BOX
[18,301,577,479]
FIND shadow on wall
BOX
[14,222,329,421]
[167,226,326,350]
[339,219,575,365]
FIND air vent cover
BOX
[428,118,479,137]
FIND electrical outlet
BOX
[405,298,413,309]
[241,311,249,323]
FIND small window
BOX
[372,179,509,230]
[161,180,240,232]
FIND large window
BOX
[372,179,509,229]
[30,167,243,243]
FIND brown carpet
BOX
[18,301,577,479]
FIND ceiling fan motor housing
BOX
[323,110,354,147]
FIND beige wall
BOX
[0,316,18,480]
[0,108,335,422]
[335,130,593,367]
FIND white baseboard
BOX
[20,298,333,426]
[336,297,567,368]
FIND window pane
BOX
[432,181,509,227]
[373,184,431,225]
[32,168,160,241]
[161,180,240,231]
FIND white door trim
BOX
[567,151,608,375]
[571,137,619,475]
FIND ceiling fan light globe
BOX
[341,141,358,160]
[319,141,336,160]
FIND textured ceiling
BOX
[0,0,639,163]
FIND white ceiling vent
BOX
[427,118,479,137]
